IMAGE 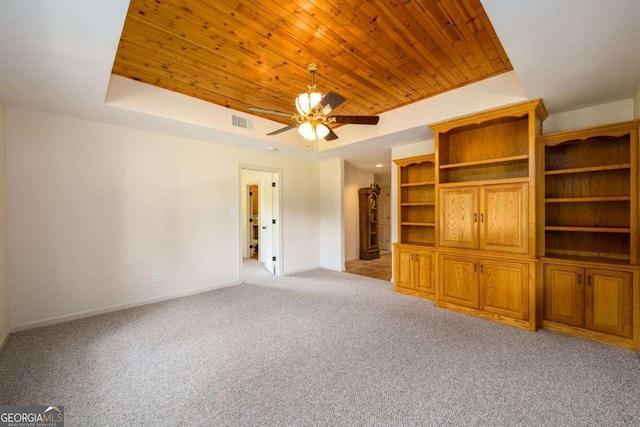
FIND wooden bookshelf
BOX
[539,120,640,350]
[393,155,437,300]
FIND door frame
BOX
[378,185,390,251]
[239,164,283,278]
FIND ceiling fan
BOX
[248,63,379,142]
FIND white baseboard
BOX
[283,265,322,275]
[11,281,240,333]
[0,328,9,353]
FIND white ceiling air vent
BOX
[231,114,253,131]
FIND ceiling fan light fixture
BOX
[295,91,323,115]
[316,122,330,139]
[298,121,316,141]
[260,62,379,141]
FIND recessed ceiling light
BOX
[376,164,384,168]
[266,146,278,152]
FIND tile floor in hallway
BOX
[345,251,391,281]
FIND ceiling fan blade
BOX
[248,106,292,117]
[331,115,380,125]
[317,92,345,112]
[324,129,339,141]
[267,124,296,136]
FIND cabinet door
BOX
[480,183,528,254]
[439,255,479,308]
[480,260,529,320]
[585,269,632,338]
[414,249,434,295]
[439,187,478,249]
[394,247,415,290]
[543,264,584,327]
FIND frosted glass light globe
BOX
[298,121,316,141]
[295,91,323,115]
[316,123,330,139]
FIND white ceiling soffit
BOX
[482,0,640,113]
[106,71,527,161]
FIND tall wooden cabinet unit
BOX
[393,155,436,299]
[432,100,547,331]
[359,187,380,260]
[539,120,640,350]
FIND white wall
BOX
[319,159,344,271]
[374,172,391,188]
[0,101,9,346]
[344,165,374,261]
[7,108,321,329]
[544,99,634,134]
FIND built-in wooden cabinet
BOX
[542,263,584,327]
[395,155,436,246]
[393,155,436,300]
[480,259,529,321]
[391,105,640,350]
[394,245,434,298]
[439,183,528,254]
[359,186,380,260]
[439,254,478,308]
[438,187,476,249]
[432,100,546,331]
[440,254,529,324]
[545,266,632,337]
[436,114,532,185]
[539,120,640,350]
[539,121,639,263]
[543,261,637,349]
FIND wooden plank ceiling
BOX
[112,0,512,125]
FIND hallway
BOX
[345,252,391,281]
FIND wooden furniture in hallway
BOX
[359,186,380,260]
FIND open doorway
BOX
[248,184,259,259]
[240,167,282,280]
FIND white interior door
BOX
[270,172,279,275]
[247,185,253,259]
[378,186,390,250]
[261,180,274,274]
